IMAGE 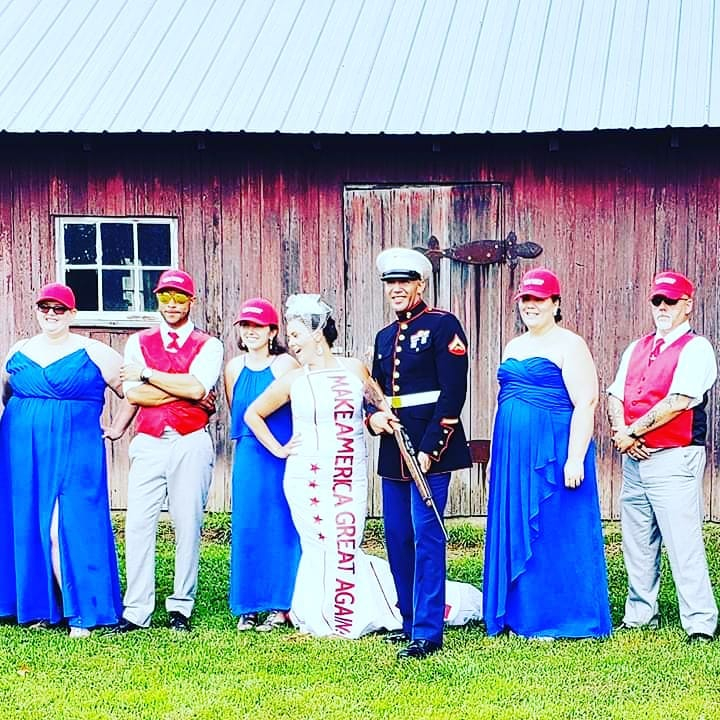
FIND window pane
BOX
[142,269,164,311]
[102,269,133,311]
[138,223,171,265]
[65,269,98,310]
[64,223,96,264]
[101,223,134,265]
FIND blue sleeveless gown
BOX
[0,349,121,628]
[483,357,611,638]
[229,365,300,615]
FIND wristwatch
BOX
[140,367,153,383]
[628,429,639,440]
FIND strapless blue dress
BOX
[228,365,300,615]
[0,349,121,628]
[483,357,611,638]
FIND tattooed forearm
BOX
[633,410,658,434]
[627,393,692,436]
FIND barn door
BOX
[343,182,507,518]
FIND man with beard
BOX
[608,270,717,643]
[367,247,472,659]
[109,269,223,634]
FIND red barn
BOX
[1,0,719,518]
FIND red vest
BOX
[623,331,696,448]
[135,327,211,437]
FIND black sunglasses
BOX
[650,296,683,307]
[37,303,71,315]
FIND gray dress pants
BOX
[122,428,214,627]
[621,446,717,635]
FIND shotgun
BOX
[364,377,449,541]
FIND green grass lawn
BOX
[2,520,720,720]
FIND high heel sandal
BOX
[255,610,288,632]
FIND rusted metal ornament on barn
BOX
[415,232,543,271]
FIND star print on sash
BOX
[308,480,318,488]
[447,334,467,356]
[313,515,322,523]
[310,463,320,473]
[318,532,325,540]
[310,497,319,505]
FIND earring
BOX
[315,344,323,357]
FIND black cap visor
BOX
[381,269,422,282]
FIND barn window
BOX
[55,217,178,326]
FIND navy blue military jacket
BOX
[369,300,472,479]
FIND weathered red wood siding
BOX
[1,130,719,519]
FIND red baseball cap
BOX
[649,271,694,300]
[234,298,279,326]
[513,268,561,300]
[36,283,76,310]
[154,269,196,296]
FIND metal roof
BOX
[0,0,718,135]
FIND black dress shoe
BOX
[168,611,191,632]
[104,618,145,635]
[397,639,441,660]
[686,632,713,644]
[384,630,410,644]
[26,619,66,631]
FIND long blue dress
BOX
[0,349,121,628]
[483,357,612,638]
[229,365,300,615]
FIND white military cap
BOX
[376,247,432,282]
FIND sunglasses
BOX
[650,295,684,307]
[156,290,191,304]
[37,303,71,315]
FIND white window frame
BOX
[55,216,179,327]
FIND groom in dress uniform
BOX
[367,247,472,659]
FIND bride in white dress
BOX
[245,295,481,639]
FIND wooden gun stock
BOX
[364,378,449,541]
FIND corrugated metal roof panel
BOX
[710,0,720,126]
[635,0,680,130]
[455,0,520,132]
[275,0,355,132]
[350,0,428,133]
[493,0,553,133]
[212,0,306,131]
[246,0,335,133]
[177,0,275,131]
[561,1,616,132]
[383,0,457,133]
[0,0,719,134]
[315,0,395,132]
[418,0,489,134]
[672,0,714,127]
[72,0,187,132]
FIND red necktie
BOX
[167,331,180,352]
[648,337,665,364]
